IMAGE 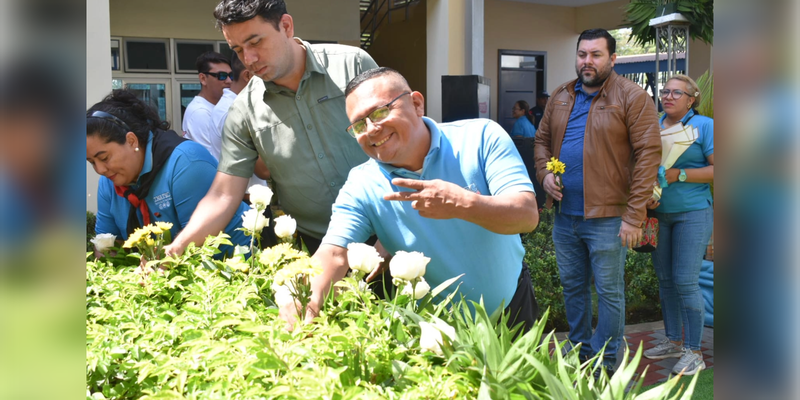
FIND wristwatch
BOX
[678,169,687,182]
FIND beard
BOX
[576,64,612,88]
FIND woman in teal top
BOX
[510,100,536,138]
[643,75,713,376]
[87,89,251,258]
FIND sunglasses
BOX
[204,71,232,81]
[659,89,696,99]
[87,110,132,132]
[345,92,410,137]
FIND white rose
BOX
[273,215,297,239]
[272,281,295,307]
[248,184,273,209]
[419,318,456,356]
[91,233,117,252]
[401,277,430,299]
[347,243,384,275]
[389,251,430,281]
[241,208,269,232]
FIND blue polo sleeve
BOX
[321,167,375,248]
[699,117,714,158]
[481,120,535,196]
[95,178,123,237]
[168,145,219,231]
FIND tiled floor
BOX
[555,321,714,387]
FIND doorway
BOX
[497,50,546,134]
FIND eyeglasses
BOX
[345,92,410,137]
[87,110,132,132]
[659,89,695,99]
[204,71,232,81]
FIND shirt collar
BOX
[659,108,696,125]
[574,80,598,97]
[377,116,440,178]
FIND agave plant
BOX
[623,0,714,47]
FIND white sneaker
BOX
[672,348,706,376]
[644,338,683,360]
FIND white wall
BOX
[109,0,361,44]
[87,0,113,213]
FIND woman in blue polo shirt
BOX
[509,100,536,138]
[642,75,714,376]
[87,89,250,257]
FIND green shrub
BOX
[87,211,96,252]
[86,232,694,399]
[523,208,662,332]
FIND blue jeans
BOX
[651,207,713,351]
[553,213,627,367]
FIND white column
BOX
[426,0,449,122]
[86,0,113,213]
[465,0,484,76]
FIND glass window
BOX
[218,42,233,60]
[111,79,123,90]
[126,83,167,121]
[111,39,121,71]
[501,55,538,69]
[124,39,169,72]
[175,41,215,73]
[180,83,202,121]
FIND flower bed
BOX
[87,223,692,399]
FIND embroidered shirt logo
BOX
[153,192,172,210]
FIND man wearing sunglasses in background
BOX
[279,67,540,335]
[182,51,232,153]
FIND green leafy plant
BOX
[695,69,713,119]
[87,223,693,398]
[623,0,714,47]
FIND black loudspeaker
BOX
[441,75,491,123]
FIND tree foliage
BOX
[623,0,714,47]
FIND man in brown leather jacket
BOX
[533,28,661,373]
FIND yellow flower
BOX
[225,257,250,273]
[155,221,173,231]
[546,157,566,175]
[123,229,145,248]
[145,237,155,247]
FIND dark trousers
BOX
[505,263,539,337]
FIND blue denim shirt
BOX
[559,81,598,216]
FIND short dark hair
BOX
[86,89,170,146]
[196,51,230,74]
[577,28,616,55]
[345,67,409,97]
[214,0,287,30]
[229,52,247,81]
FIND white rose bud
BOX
[273,215,297,239]
[389,251,430,281]
[272,281,294,307]
[241,208,269,232]
[248,184,273,209]
[91,233,117,252]
[347,243,384,275]
[401,277,430,299]
[419,318,456,356]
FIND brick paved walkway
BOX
[555,321,714,387]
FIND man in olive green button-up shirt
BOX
[166,0,377,256]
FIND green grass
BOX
[644,368,714,399]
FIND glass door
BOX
[111,77,173,126]
[174,78,202,131]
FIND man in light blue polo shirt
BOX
[281,68,540,332]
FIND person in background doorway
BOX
[510,100,536,138]
[643,74,714,376]
[529,90,549,129]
